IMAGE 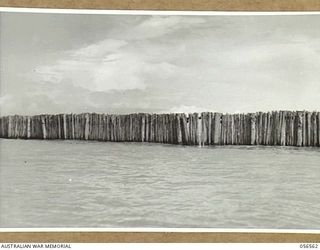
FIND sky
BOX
[0,12,320,116]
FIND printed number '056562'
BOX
[300,244,318,249]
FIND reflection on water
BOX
[0,138,319,229]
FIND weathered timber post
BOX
[8,116,12,138]
[250,113,256,145]
[213,113,222,145]
[201,112,207,146]
[41,116,47,139]
[306,112,311,146]
[141,114,145,142]
[176,114,182,145]
[84,113,89,140]
[296,111,303,147]
[27,117,31,139]
[280,111,286,146]
[62,114,67,139]
[208,112,212,145]
[180,113,189,145]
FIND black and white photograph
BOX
[0,9,319,230]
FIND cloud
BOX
[72,39,127,59]
[0,94,13,106]
[133,16,206,39]
[29,15,208,92]
[29,24,320,114]
[32,39,147,92]
[31,25,185,93]
[3,14,320,116]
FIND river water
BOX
[0,139,319,229]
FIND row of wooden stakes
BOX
[0,111,319,147]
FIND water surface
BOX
[0,139,319,229]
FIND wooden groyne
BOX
[0,111,319,147]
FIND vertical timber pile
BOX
[0,111,319,147]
